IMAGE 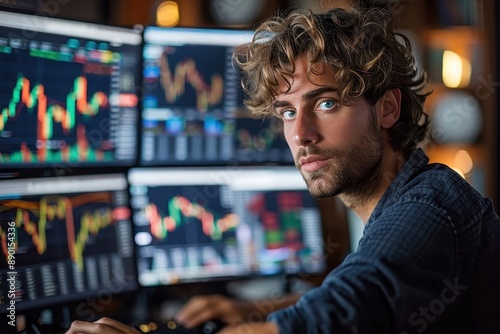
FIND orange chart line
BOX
[160,53,223,111]
[0,193,117,271]
[144,196,238,241]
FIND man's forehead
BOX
[276,60,338,95]
[293,57,332,75]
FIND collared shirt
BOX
[268,149,500,333]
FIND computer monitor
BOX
[0,11,142,168]
[128,167,326,287]
[140,26,293,166]
[346,207,364,253]
[0,174,137,314]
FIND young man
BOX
[66,3,500,334]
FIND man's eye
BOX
[281,110,296,120]
[318,100,336,110]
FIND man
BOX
[66,3,500,334]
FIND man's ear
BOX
[379,88,401,129]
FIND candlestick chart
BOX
[141,44,236,165]
[128,167,327,286]
[0,11,141,312]
[132,185,242,285]
[234,189,325,275]
[149,45,226,111]
[234,117,293,163]
[244,191,305,250]
[0,189,135,312]
[141,186,238,244]
[144,196,239,242]
[0,50,115,165]
[0,192,129,271]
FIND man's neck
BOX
[341,148,406,223]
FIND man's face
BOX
[273,56,383,199]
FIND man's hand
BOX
[175,294,258,328]
[175,293,301,329]
[65,317,140,334]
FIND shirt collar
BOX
[369,148,430,222]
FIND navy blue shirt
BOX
[268,149,500,333]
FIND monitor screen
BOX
[346,207,364,253]
[0,174,137,314]
[0,11,142,168]
[140,26,293,166]
[128,167,325,287]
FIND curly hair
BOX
[234,5,432,157]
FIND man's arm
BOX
[175,293,302,328]
[269,201,460,333]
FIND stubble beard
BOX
[296,128,384,208]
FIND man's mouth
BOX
[299,156,328,173]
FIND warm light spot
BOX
[454,149,474,175]
[442,50,471,88]
[452,167,466,179]
[156,1,180,27]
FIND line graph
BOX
[0,192,129,271]
[160,53,223,111]
[144,196,238,241]
[155,45,227,111]
[0,48,116,165]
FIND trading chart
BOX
[0,18,141,167]
[0,174,137,313]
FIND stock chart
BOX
[0,176,137,313]
[0,21,140,167]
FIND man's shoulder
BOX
[400,161,480,203]
[387,161,496,230]
[384,149,478,207]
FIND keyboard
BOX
[137,319,226,334]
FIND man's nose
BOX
[292,111,319,147]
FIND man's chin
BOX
[304,177,339,199]
[309,191,336,199]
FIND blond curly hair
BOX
[234,5,431,156]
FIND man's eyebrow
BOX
[272,86,339,110]
[302,87,338,100]
[272,100,292,109]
